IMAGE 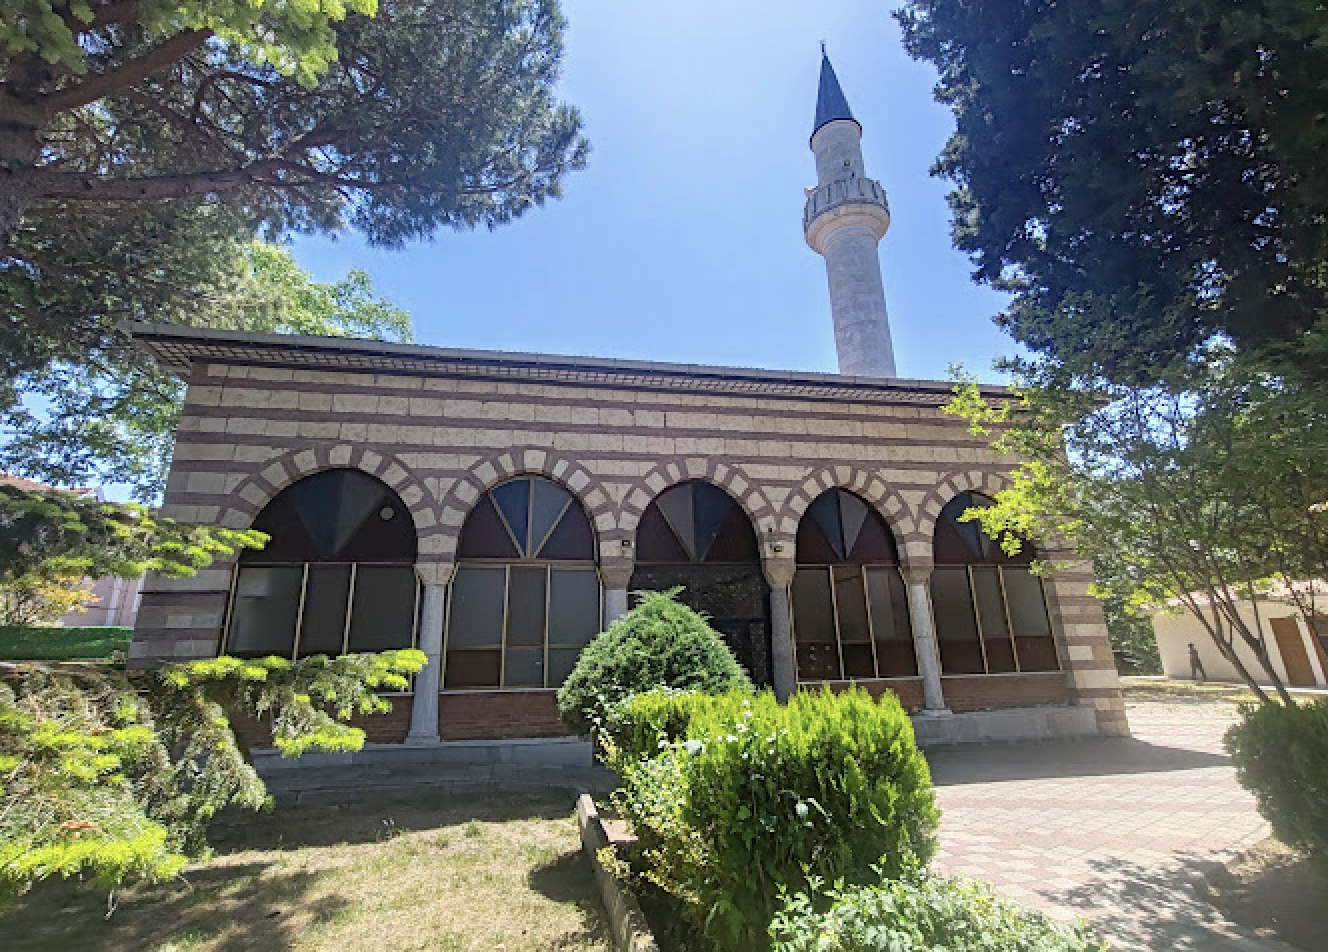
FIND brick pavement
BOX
[927,701,1297,951]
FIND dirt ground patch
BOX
[2,790,611,952]
[1202,838,1328,952]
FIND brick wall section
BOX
[131,353,1125,736]
[807,674,1069,713]
[438,690,566,740]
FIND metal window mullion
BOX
[997,567,1024,673]
[861,566,882,678]
[543,565,553,688]
[499,565,512,688]
[533,496,574,559]
[342,563,358,655]
[827,567,845,680]
[968,566,991,675]
[291,563,310,661]
[220,561,240,654]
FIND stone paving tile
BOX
[926,701,1298,952]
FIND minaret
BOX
[803,51,897,378]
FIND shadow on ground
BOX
[1046,853,1300,952]
[926,737,1229,786]
[2,861,346,952]
[528,851,614,951]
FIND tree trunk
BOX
[0,169,43,244]
[0,93,47,244]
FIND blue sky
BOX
[291,0,1016,383]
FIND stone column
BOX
[599,561,635,626]
[764,560,798,702]
[406,561,454,745]
[901,564,948,714]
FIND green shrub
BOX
[611,686,939,951]
[557,589,752,735]
[0,626,133,661]
[1225,699,1328,872]
[769,872,1105,952]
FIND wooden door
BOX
[1270,616,1316,687]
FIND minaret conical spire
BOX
[803,51,897,378]
[812,49,857,140]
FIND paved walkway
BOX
[929,701,1295,951]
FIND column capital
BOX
[900,561,934,586]
[762,558,797,589]
[598,559,635,591]
[414,560,455,588]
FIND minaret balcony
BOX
[803,176,891,252]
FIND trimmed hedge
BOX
[610,686,938,951]
[1226,700,1328,874]
[0,626,133,661]
[770,872,1105,952]
[557,588,752,735]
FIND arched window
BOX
[931,491,1059,674]
[792,489,914,681]
[445,476,600,689]
[630,480,770,684]
[223,468,420,659]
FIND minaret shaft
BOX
[804,56,897,379]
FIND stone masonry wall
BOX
[132,359,1128,736]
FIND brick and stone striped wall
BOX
[132,356,1127,737]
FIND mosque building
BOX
[128,55,1128,750]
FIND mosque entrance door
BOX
[629,481,772,686]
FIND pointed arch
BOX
[219,442,438,544]
[781,464,915,544]
[433,447,615,564]
[913,469,1015,542]
[620,458,777,543]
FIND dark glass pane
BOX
[972,569,1009,636]
[809,492,846,559]
[1016,637,1061,671]
[838,492,870,559]
[635,502,690,562]
[492,479,532,555]
[506,567,547,646]
[246,494,320,562]
[504,646,545,687]
[795,506,841,564]
[245,469,414,563]
[538,503,595,560]
[298,565,351,656]
[793,569,835,644]
[444,649,500,688]
[457,495,521,559]
[867,568,916,677]
[347,566,418,651]
[227,566,302,657]
[549,569,601,646]
[934,492,1034,567]
[796,643,840,680]
[448,566,505,647]
[706,506,760,563]
[547,647,582,687]
[1003,569,1052,636]
[932,568,985,674]
[692,482,733,561]
[833,566,870,644]
[842,642,875,679]
[655,484,698,559]
[530,479,573,555]
[848,507,898,563]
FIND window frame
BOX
[791,562,915,682]
[931,563,1062,676]
[220,559,422,664]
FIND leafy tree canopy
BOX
[0,483,265,587]
[896,0,1328,381]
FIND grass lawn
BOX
[2,790,612,952]
[1121,676,1323,707]
[0,626,131,661]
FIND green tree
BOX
[895,0,1328,382]
[0,650,425,906]
[2,0,588,498]
[2,237,413,499]
[947,355,1328,705]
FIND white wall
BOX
[1152,599,1326,687]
